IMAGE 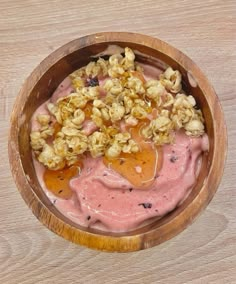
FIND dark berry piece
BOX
[87,77,99,87]
[138,203,152,209]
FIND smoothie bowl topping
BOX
[29,47,208,232]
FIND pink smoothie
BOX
[31,65,209,232]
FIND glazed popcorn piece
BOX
[160,67,182,93]
[88,131,110,158]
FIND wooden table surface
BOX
[1,0,235,283]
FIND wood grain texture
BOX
[1,0,235,282]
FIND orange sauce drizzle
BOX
[130,70,146,83]
[104,121,163,188]
[83,102,93,118]
[52,122,62,139]
[43,161,82,199]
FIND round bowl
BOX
[8,32,227,252]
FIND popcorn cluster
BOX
[30,47,205,170]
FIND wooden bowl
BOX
[8,32,227,252]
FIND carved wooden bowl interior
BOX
[8,32,227,252]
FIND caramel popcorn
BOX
[125,115,138,126]
[103,78,123,95]
[142,111,173,145]
[105,143,122,158]
[184,119,205,137]
[30,131,46,151]
[38,144,65,170]
[109,103,125,122]
[30,47,206,170]
[39,126,54,140]
[88,131,110,158]
[81,86,99,101]
[53,137,68,158]
[66,134,88,155]
[171,94,198,130]
[84,58,108,78]
[37,114,50,126]
[105,132,138,159]
[71,77,85,90]
[127,76,145,95]
[145,79,165,101]
[160,67,182,93]
[72,109,85,126]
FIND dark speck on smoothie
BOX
[111,197,114,199]
[119,160,125,165]
[138,203,152,209]
[53,199,57,204]
[103,173,107,176]
[87,77,99,87]
[58,190,63,194]
[170,156,178,163]
[188,149,192,160]
[129,188,133,192]
[98,204,101,207]
[87,215,91,220]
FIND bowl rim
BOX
[8,32,227,252]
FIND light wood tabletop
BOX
[1,0,235,283]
